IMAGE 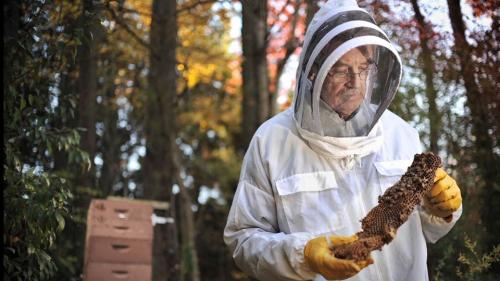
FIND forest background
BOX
[3,0,499,280]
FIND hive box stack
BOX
[84,199,153,281]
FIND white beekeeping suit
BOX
[224,0,462,280]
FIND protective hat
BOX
[293,0,402,138]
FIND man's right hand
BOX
[304,234,373,280]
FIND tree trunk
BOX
[169,134,200,281]
[98,10,129,198]
[447,0,495,160]
[99,83,121,196]
[446,0,500,247]
[175,152,201,281]
[76,0,99,189]
[410,0,439,153]
[144,0,180,280]
[240,0,269,152]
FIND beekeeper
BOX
[224,0,462,280]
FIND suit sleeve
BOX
[412,128,463,243]
[223,135,316,281]
[418,205,462,243]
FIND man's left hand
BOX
[424,168,462,222]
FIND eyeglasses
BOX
[327,63,378,82]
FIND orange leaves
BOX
[267,0,307,71]
[176,1,234,94]
[267,0,310,109]
[466,0,496,17]
[125,0,153,27]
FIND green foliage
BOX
[381,0,499,278]
[3,1,89,280]
[456,237,500,280]
[3,167,73,281]
[431,236,500,281]
[431,242,455,281]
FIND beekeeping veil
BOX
[293,0,402,138]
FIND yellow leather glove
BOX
[424,168,462,222]
[304,234,373,280]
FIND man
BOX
[224,0,462,280]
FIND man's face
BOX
[320,47,374,120]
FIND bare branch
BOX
[177,0,220,14]
[104,1,150,49]
[105,0,152,16]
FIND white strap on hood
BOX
[296,0,366,83]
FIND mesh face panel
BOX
[293,9,402,138]
[331,152,442,261]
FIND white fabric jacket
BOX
[224,1,461,280]
[223,108,462,281]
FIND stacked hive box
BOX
[84,199,153,281]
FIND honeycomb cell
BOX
[331,152,441,261]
